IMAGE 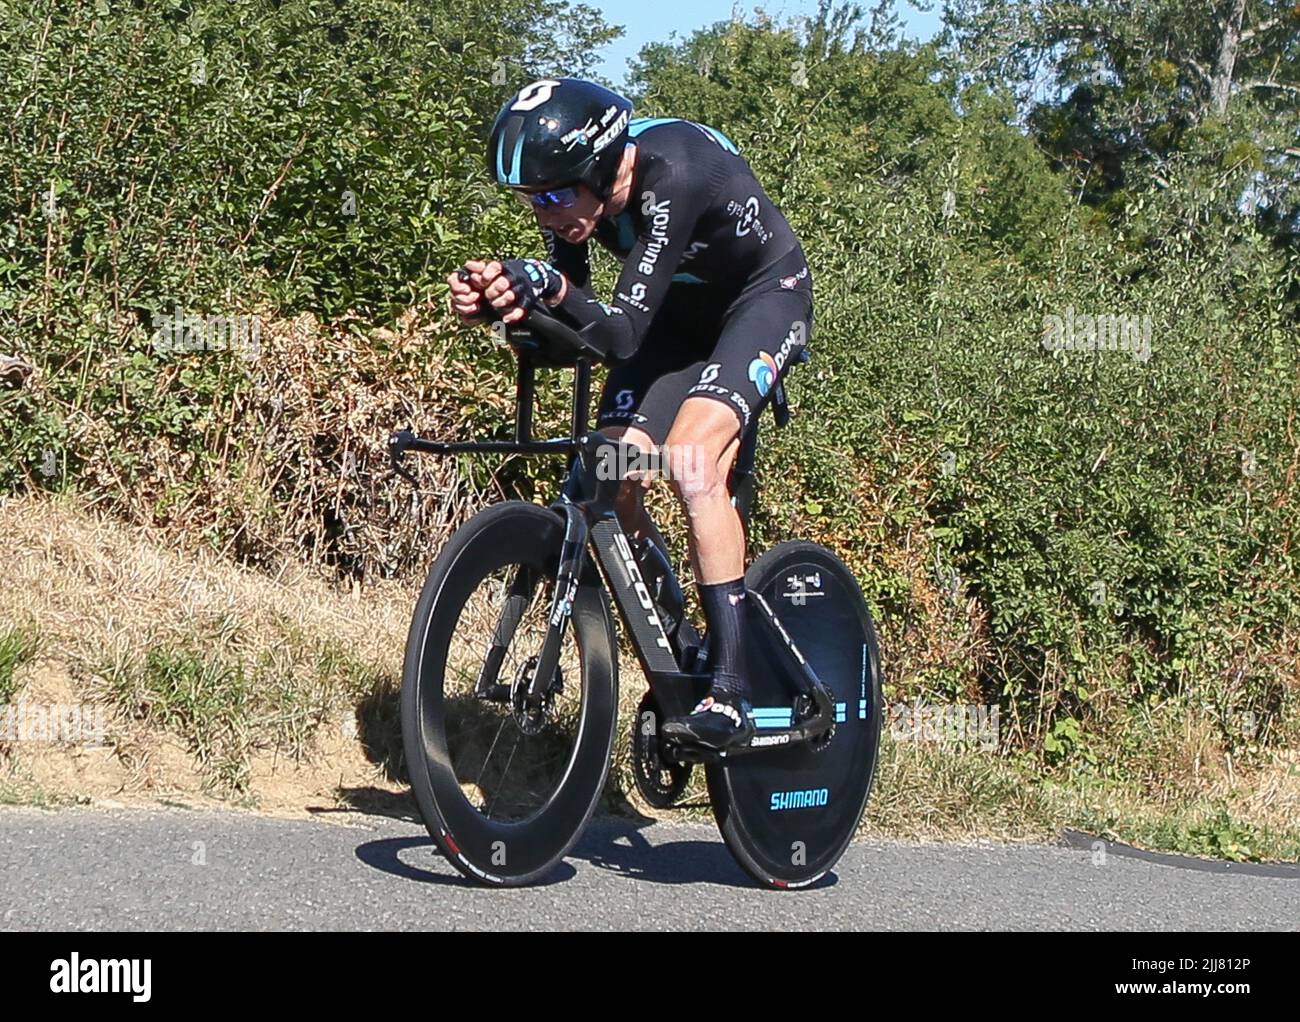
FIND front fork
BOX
[524,499,590,707]
[496,431,678,712]
[475,433,619,712]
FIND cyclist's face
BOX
[525,184,603,244]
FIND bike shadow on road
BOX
[571,818,839,890]
[353,834,580,887]
[353,817,839,890]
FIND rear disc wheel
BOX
[707,541,883,889]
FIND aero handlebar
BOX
[456,267,608,363]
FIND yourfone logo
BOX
[50,954,151,1002]
[636,190,672,275]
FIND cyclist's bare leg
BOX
[662,397,743,584]
[655,395,754,741]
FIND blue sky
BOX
[592,1,944,86]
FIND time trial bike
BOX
[391,285,883,888]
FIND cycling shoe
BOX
[661,695,755,752]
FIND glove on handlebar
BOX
[499,258,564,312]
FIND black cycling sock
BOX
[698,578,749,703]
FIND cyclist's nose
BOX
[535,206,570,227]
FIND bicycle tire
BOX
[401,501,619,886]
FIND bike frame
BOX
[389,316,831,762]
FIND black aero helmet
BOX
[488,78,633,197]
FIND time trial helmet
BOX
[487,78,633,199]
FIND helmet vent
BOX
[497,114,525,183]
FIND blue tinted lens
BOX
[519,187,578,210]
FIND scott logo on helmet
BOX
[511,79,560,112]
[490,78,633,194]
[591,108,630,153]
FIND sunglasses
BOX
[514,186,580,210]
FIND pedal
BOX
[663,741,723,766]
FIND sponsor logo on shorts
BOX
[746,319,809,396]
[780,265,809,290]
[599,408,647,425]
[601,388,644,425]
[687,381,752,428]
[747,352,779,397]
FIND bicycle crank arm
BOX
[663,699,836,765]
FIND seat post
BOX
[570,358,591,442]
[514,353,535,443]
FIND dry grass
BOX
[19,306,500,582]
[0,490,411,676]
[0,490,416,810]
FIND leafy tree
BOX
[942,0,1300,239]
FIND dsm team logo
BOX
[747,351,778,397]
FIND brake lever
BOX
[388,429,421,488]
[457,266,506,325]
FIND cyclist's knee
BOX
[666,437,732,521]
[665,403,740,520]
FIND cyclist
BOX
[450,78,812,750]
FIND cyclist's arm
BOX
[540,226,592,293]
[553,161,706,363]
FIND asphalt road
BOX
[1,806,1297,930]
